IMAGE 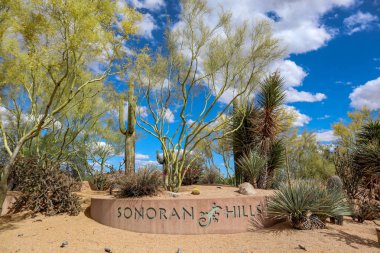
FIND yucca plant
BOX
[231,102,259,185]
[255,72,286,188]
[236,150,266,187]
[353,120,380,174]
[267,180,352,229]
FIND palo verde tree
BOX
[133,0,283,192]
[0,0,140,213]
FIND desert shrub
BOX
[10,157,80,216]
[118,167,162,198]
[200,166,221,184]
[334,121,380,222]
[267,180,352,230]
[182,166,203,185]
[89,171,125,191]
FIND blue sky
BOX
[108,0,380,171]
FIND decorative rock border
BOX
[91,195,277,234]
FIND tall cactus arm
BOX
[119,94,127,135]
[127,85,136,135]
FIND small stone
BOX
[104,248,112,253]
[17,234,23,237]
[177,248,182,253]
[298,244,307,251]
[238,182,256,195]
[216,186,222,189]
[165,191,181,198]
[60,241,68,248]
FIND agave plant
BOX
[267,180,352,229]
[236,150,266,187]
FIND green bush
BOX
[117,167,162,198]
[267,180,352,229]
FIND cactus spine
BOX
[119,84,136,174]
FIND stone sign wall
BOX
[91,196,275,234]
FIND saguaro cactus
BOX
[156,150,169,187]
[119,85,136,174]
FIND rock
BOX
[111,188,121,196]
[165,191,180,198]
[216,186,222,189]
[298,244,307,251]
[238,182,256,195]
[60,241,68,248]
[104,247,112,253]
[177,248,182,253]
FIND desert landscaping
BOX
[1,186,380,253]
[1,0,380,252]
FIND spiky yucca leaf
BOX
[236,150,266,184]
[267,180,352,226]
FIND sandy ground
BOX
[0,186,379,253]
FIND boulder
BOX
[238,182,256,195]
[164,191,180,198]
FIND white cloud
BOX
[137,106,148,118]
[159,108,175,123]
[187,119,195,125]
[128,0,165,11]
[285,88,327,103]
[284,105,311,127]
[136,13,157,39]
[270,60,327,103]
[204,0,355,54]
[317,114,330,120]
[349,76,380,110]
[136,153,149,160]
[315,130,338,142]
[344,11,378,35]
[136,159,160,167]
[271,60,307,88]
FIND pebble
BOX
[60,241,68,248]
[104,248,112,253]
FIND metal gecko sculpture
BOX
[198,203,222,228]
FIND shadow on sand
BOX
[0,211,34,232]
[322,229,380,249]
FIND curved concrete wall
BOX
[91,195,275,234]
